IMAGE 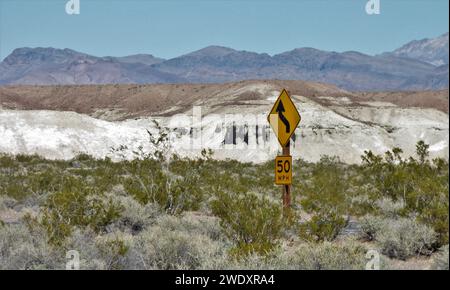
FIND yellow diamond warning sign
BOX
[267,89,301,147]
[275,155,292,185]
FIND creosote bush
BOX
[95,233,131,270]
[211,191,284,257]
[359,142,449,246]
[35,181,123,246]
[299,156,348,242]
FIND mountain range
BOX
[385,32,449,66]
[0,33,448,91]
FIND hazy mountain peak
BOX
[3,47,92,66]
[280,47,324,54]
[389,32,449,66]
[110,54,165,65]
[185,45,236,57]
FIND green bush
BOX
[123,165,203,215]
[299,156,349,242]
[95,233,131,270]
[416,141,430,164]
[359,142,449,246]
[211,191,284,257]
[299,215,346,242]
[36,182,123,245]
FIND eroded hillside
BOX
[0,80,448,163]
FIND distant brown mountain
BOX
[1,80,448,121]
[0,34,448,91]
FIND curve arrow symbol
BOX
[276,100,290,133]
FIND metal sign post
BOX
[267,89,301,214]
[282,141,291,209]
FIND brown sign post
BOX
[281,142,291,208]
[267,89,301,212]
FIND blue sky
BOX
[0,0,448,60]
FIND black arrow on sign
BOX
[276,100,290,133]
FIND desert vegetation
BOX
[0,140,448,270]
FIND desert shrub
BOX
[128,225,227,270]
[156,212,225,242]
[228,239,368,270]
[299,156,349,242]
[0,223,64,270]
[73,153,95,162]
[28,167,62,196]
[221,247,291,270]
[348,193,378,216]
[0,161,78,201]
[210,191,284,257]
[95,233,131,270]
[431,245,449,270]
[416,140,430,164]
[377,218,437,260]
[15,154,42,164]
[360,149,411,201]
[89,166,121,194]
[63,228,105,269]
[411,179,449,246]
[123,159,203,215]
[299,215,346,243]
[1,175,30,201]
[359,142,449,246]
[36,182,123,245]
[359,215,385,241]
[108,193,160,234]
[289,240,367,270]
[122,159,165,202]
[0,154,18,169]
[359,215,439,260]
[0,195,16,210]
[375,198,405,218]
